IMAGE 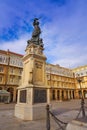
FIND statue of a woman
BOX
[32,18,41,36]
[31,18,41,44]
[27,18,43,47]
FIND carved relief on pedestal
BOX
[35,46,43,55]
[26,44,43,56]
[28,69,33,84]
[34,61,43,83]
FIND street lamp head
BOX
[76,75,83,89]
[77,78,82,83]
[76,74,83,83]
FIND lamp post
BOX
[77,77,85,118]
[50,67,52,101]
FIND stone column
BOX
[64,90,67,100]
[68,90,70,100]
[71,90,73,99]
[59,90,62,101]
[74,89,79,99]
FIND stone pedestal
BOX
[15,103,47,120]
[15,43,50,120]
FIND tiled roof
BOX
[0,50,23,57]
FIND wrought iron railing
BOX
[75,98,87,119]
[46,100,87,130]
[46,104,67,130]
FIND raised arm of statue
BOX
[33,18,39,26]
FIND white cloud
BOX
[0,34,30,55]
[0,0,87,69]
[42,5,87,68]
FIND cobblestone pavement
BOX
[0,99,87,130]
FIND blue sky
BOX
[0,0,87,68]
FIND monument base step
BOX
[15,103,47,120]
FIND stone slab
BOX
[66,120,87,130]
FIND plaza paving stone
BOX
[0,99,87,130]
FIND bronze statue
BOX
[32,18,41,38]
[27,18,43,47]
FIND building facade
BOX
[0,49,87,102]
[72,65,87,99]
[0,50,23,102]
[46,64,76,101]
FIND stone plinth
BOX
[15,43,50,120]
[15,103,47,120]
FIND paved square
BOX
[0,99,87,130]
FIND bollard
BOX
[46,104,50,130]
[81,98,85,118]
